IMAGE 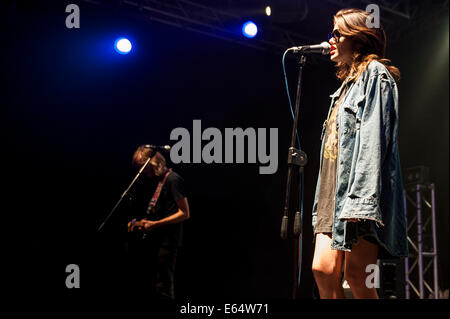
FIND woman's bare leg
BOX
[344,237,379,299]
[312,233,345,299]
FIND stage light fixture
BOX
[265,6,272,16]
[242,21,258,38]
[114,37,132,54]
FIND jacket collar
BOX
[330,78,353,99]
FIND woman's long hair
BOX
[333,8,400,82]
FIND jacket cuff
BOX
[338,196,384,226]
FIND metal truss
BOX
[403,183,439,299]
[82,0,317,55]
[324,0,417,43]
[325,0,417,20]
[203,0,418,20]
[324,0,449,43]
[81,0,448,55]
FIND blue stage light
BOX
[242,21,258,38]
[114,37,132,54]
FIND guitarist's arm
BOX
[142,197,190,232]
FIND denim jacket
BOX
[312,60,408,258]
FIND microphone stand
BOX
[280,54,308,299]
[97,156,152,233]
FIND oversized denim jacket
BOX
[312,60,408,258]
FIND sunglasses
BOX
[328,29,341,43]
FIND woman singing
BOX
[311,8,408,299]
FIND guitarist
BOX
[127,145,190,299]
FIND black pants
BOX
[127,239,178,300]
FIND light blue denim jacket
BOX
[312,60,408,258]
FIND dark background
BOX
[4,0,448,301]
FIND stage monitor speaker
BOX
[379,258,405,299]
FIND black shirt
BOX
[129,170,187,247]
[315,85,348,234]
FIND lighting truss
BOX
[403,183,440,299]
[325,0,417,20]
[82,0,317,55]
[83,0,449,54]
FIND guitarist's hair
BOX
[132,145,167,177]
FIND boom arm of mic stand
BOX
[97,157,152,232]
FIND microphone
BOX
[144,144,171,151]
[289,41,331,55]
